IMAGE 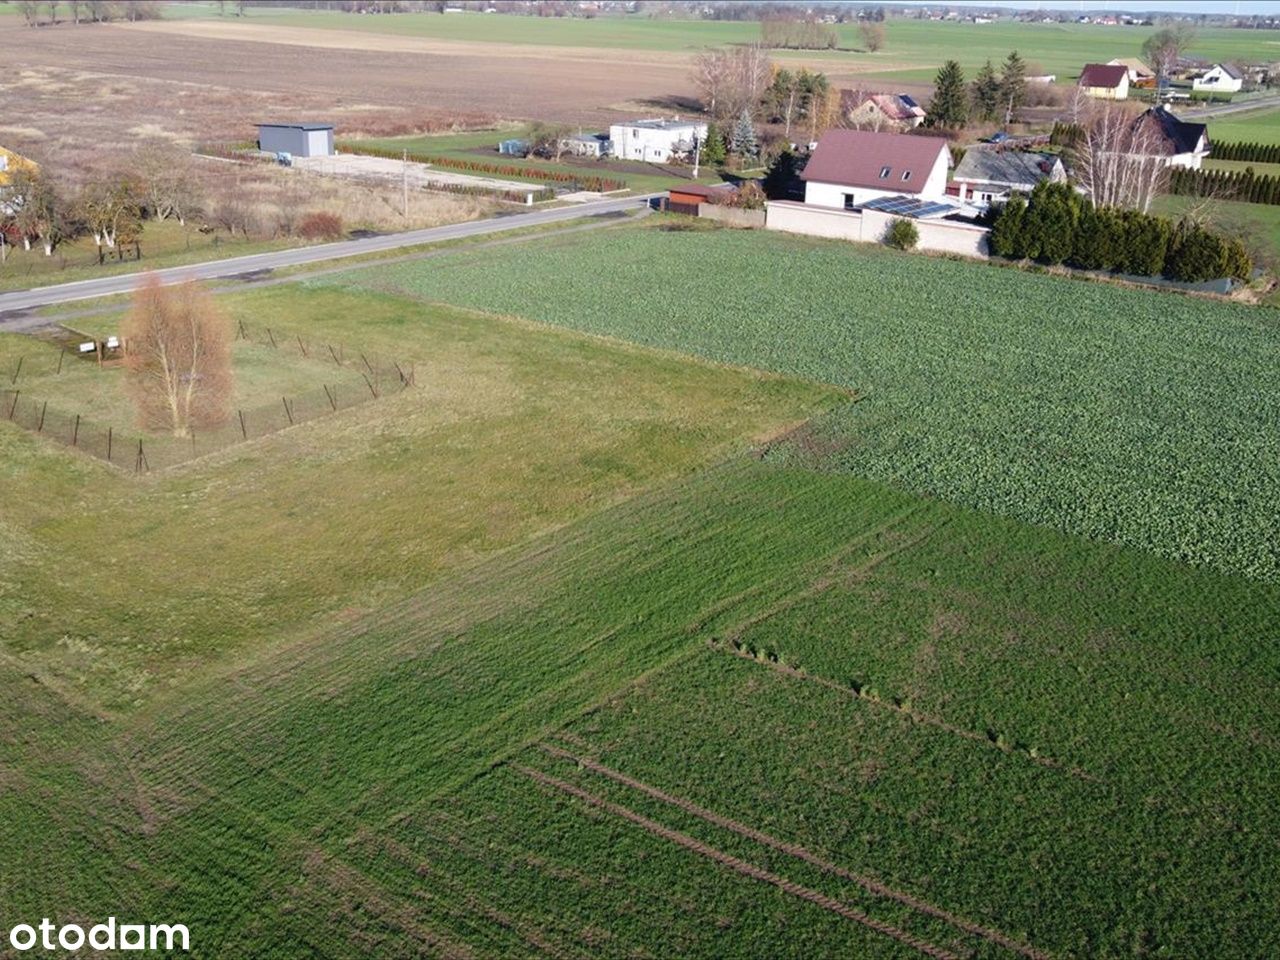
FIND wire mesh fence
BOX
[2,325,414,473]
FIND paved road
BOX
[1181,95,1280,120]
[0,193,660,315]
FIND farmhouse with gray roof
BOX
[952,148,1066,207]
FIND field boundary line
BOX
[708,638,1101,784]
[719,510,943,646]
[514,763,962,960]
[539,742,1049,960]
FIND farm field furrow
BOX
[318,223,1280,583]
[7,458,1277,957]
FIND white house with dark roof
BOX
[801,129,951,208]
[1132,106,1211,169]
[1193,64,1244,94]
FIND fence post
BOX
[362,373,378,399]
[7,391,18,420]
[394,361,408,387]
[135,439,147,474]
[57,348,65,375]
[237,319,247,341]
[10,356,22,385]
[238,409,247,440]
[266,328,277,349]
[72,414,80,447]
[107,427,113,462]
[361,353,374,376]
[324,384,336,411]
[282,397,294,425]
[328,344,341,366]
[37,400,46,433]
[297,335,308,358]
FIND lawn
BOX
[0,282,835,708]
[0,331,373,434]
[315,221,1280,583]
[345,127,721,195]
[1154,192,1280,271]
[5,459,1277,957]
[1204,157,1280,177]
[1207,106,1280,146]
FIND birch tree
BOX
[122,276,233,437]
[1073,103,1168,214]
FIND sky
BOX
[893,1,1280,12]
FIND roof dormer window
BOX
[879,166,891,178]
[901,170,912,181]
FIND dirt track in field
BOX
[516,763,961,960]
[539,741,1050,960]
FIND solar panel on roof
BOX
[860,195,956,219]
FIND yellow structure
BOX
[0,146,38,186]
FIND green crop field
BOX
[316,222,1280,583]
[5,184,1280,955]
[5,457,1278,957]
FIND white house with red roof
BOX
[801,129,951,209]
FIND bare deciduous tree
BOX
[1072,102,1168,214]
[690,45,774,124]
[8,167,67,256]
[691,48,730,121]
[134,143,203,226]
[79,174,140,249]
[859,21,886,53]
[123,276,233,437]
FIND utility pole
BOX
[692,141,701,179]
[402,149,409,219]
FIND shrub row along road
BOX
[0,193,661,317]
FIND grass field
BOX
[346,128,719,194]
[0,330,373,432]
[5,54,1280,951]
[1206,106,1280,145]
[1154,192,1280,272]
[198,6,1279,86]
[316,222,1280,583]
[4,458,1278,956]
[0,283,834,708]
[1203,157,1280,177]
[0,220,294,294]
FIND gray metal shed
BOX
[257,123,335,158]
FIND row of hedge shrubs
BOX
[1168,166,1280,205]
[423,180,556,204]
[990,182,1251,283]
[336,143,627,193]
[1210,140,1280,164]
